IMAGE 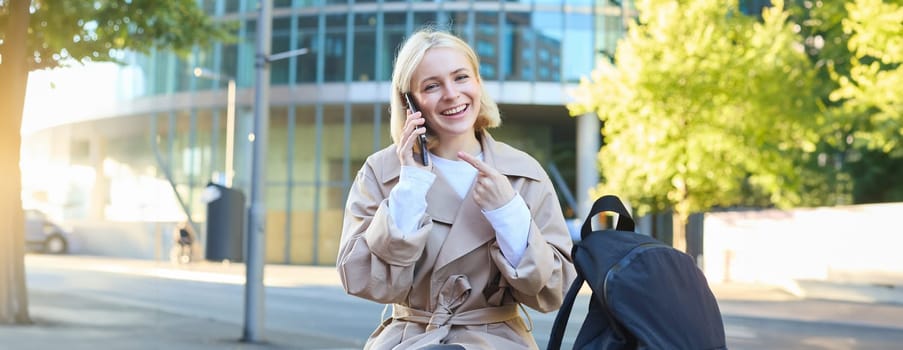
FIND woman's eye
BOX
[424,84,438,91]
[456,75,469,81]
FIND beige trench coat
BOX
[337,132,576,350]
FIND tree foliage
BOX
[788,0,903,205]
[0,0,231,325]
[570,0,903,249]
[0,0,232,69]
[831,0,903,152]
[568,0,819,250]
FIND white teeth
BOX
[441,105,467,115]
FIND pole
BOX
[576,112,600,226]
[226,79,236,188]
[243,0,271,343]
[191,67,235,187]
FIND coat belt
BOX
[392,303,520,330]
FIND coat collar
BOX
[383,131,544,270]
[371,130,546,270]
[375,131,545,188]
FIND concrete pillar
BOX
[576,112,600,222]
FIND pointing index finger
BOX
[457,151,488,172]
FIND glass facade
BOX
[22,0,628,266]
[138,0,624,96]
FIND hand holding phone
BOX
[404,93,429,166]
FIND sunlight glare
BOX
[22,62,142,135]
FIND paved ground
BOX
[9,290,356,350]
[1,254,901,349]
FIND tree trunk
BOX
[0,0,32,325]
[671,211,688,253]
[672,182,690,253]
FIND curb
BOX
[791,279,903,305]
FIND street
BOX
[20,255,903,349]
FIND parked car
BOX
[24,209,70,254]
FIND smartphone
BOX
[404,92,429,166]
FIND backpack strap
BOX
[581,195,635,240]
[547,274,584,350]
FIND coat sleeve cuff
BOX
[484,194,530,266]
[364,200,432,266]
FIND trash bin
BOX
[204,183,245,262]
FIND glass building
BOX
[22,0,629,265]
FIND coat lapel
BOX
[425,171,461,225]
[375,133,545,271]
[433,184,494,270]
[433,133,503,271]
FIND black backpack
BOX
[547,195,726,350]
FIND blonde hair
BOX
[389,28,501,144]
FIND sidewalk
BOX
[3,289,357,350]
[4,254,903,349]
[2,255,359,350]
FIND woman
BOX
[337,28,575,349]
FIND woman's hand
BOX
[457,151,515,211]
[397,108,429,168]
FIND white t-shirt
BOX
[388,152,530,266]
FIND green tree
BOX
[784,0,854,206]
[831,0,903,204]
[831,0,902,153]
[0,0,230,324]
[569,0,818,251]
[790,0,903,206]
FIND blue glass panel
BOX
[444,11,470,41]
[324,14,347,82]
[153,52,170,94]
[414,12,437,29]
[532,11,563,82]
[193,47,218,90]
[272,17,292,85]
[222,43,239,86]
[225,0,240,13]
[296,15,319,83]
[174,58,193,93]
[475,12,498,80]
[503,11,534,81]
[563,12,593,82]
[381,13,406,81]
[353,13,378,81]
[379,13,406,81]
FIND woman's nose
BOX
[441,84,460,100]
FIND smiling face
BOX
[409,47,482,143]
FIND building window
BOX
[324,14,347,82]
[475,12,498,80]
[296,15,318,83]
[532,10,563,82]
[271,17,292,85]
[381,12,406,81]
[476,41,496,58]
[353,13,378,81]
[504,11,534,81]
